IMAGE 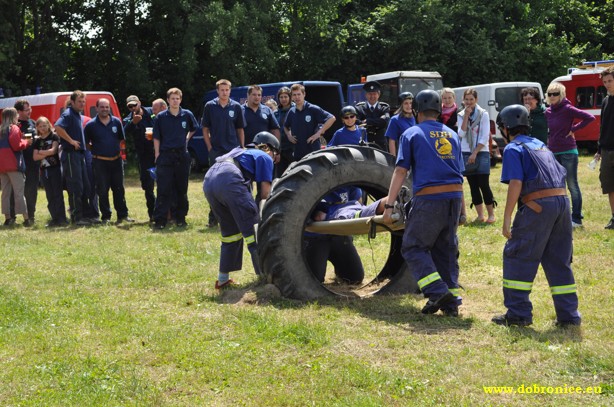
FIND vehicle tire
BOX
[258,146,417,301]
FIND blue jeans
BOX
[555,153,582,224]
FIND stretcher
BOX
[304,214,404,236]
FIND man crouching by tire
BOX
[383,89,465,316]
[203,131,279,289]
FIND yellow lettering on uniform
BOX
[430,131,452,138]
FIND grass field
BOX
[1,155,613,406]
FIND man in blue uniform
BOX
[152,88,198,229]
[384,90,464,316]
[202,79,246,228]
[355,81,391,151]
[243,85,281,205]
[242,85,280,145]
[284,83,336,161]
[492,105,581,327]
[202,79,245,159]
[85,98,133,224]
[55,90,96,226]
[203,132,279,289]
[123,95,156,221]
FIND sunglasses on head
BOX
[547,92,561,97]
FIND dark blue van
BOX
[188,81,346,170]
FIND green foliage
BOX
[3,0,614,107]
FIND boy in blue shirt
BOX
[152,88,198,229]
[284,84,336,160]
[493,105,580,327]
[328,106,365,147]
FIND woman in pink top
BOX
[545,82,595,227]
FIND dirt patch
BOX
[320,277,392,298]
[219,284,282,305]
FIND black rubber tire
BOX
[258,146,416,300]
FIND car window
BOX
[495,87,522,112]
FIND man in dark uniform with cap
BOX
[123,95,156,222]
[355,81,390,151]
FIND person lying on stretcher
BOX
[311,186,388,221]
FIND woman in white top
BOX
[457,89,496,223]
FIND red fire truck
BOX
[552,60,613,148]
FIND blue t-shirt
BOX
[385,114,416,141]
[328,127,363,146]
[284,101,334,159]
[236,149,274,183]
[396,120,464,199]
[55,106,86,151]
[243,104,280,145]
[202,98,245,153]
[153,108,198,151]
[84,115,125,157]
[501,135,544,184]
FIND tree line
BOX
[2,0,612,112]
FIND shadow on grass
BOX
[495,324,583,344]
[212,279,474,334]
[210,281,587,340]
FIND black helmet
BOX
[414,90,441,113]
[398,92,414,103]
[341,105,357,117]
[497,105,530,129]
[253,131,280,153]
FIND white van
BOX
[452,81,543,139]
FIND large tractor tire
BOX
[258,146,418,301]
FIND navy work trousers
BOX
[203,161,260,275]
[401,197,462,304]
[92,158,128,221]
[154,149,190,224]
[62,150,94,222]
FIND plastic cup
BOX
[145,127,153,141]
[24,133,33,140]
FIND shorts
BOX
[600,149,614,194]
